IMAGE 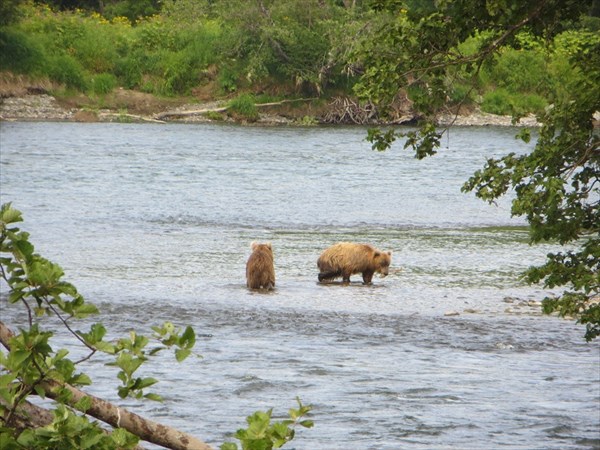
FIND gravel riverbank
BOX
[0,91,542,127]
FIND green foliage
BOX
[102,0,160,22]
[214,0,352,94]
[484,47,549,93]
[228,93,259,121]
[46,54,89,91]
[13,405,138,450]
[354,0,600,340]
[91,73,116,95]
[217,64,241,93]
[2,0,596,107]
[0,29,46,74]
[0,0,22,26]
[221,398,313,450]
[6,3,221,96]
[481,88,547,116]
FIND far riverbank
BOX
[0,86,542,127]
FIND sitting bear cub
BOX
[317,242,392,284]
[246,242,275,290]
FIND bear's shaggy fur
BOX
[246,242,275,290]
[317,242,392,284]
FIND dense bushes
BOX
[0,29,46,74]
[451,29,600,116]
[0,4,221,97]
[0,1,597,115]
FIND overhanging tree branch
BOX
[0,320,214,450]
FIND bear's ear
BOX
[387,251,392,256]
[251,241,258,250]
[265,242,272,249]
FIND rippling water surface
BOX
[1,122,598,449]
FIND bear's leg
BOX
[341,271,352,284]
[362,271,374,284]
[319,270,340,282]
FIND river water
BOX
[0,122,598,449]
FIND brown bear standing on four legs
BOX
[246,242,276,290]
[317,242,392,284]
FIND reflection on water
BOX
[0,122,598,449]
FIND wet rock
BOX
[495,342,515,350]
[444,311,460,316]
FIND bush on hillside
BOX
[0,29,46,74]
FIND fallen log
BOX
[155,98,317,120]
[0,321,213,450]
[97,112,167,124]
[155,106,228,120]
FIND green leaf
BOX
[135,377,158,390]
[299,420,314,428]
[175,348,191,362]
[143,393,163,401]
[8,350,31,369]
[111,427,140,447]
[74,395,93,413]
[70,373,92,386]
[0,203,23,225]
[220,443,238,450]
[179,326,196,349]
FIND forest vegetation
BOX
[1,0,599,122]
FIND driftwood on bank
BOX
[322,96,378,124]
[0,321,213,450]
[98,111,167,124]
[154,98,317,120]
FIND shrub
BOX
[512,93,547,115]
[114,54,144,89]
[217,64,240,93]
[0,29,46,74]
[159,50,199,95]
[448,82,473,105]
[228,93,259,121]
[485,48,549,94]
[481,88,547,116]
[91,73,117,95]
[46,54,89,91]
[480,88,513,115]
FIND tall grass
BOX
[4,3,222,97]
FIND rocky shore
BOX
[0,90,541,127]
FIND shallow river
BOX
[0,122,598,449]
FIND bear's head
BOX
[374,250,392,276]
[251,241,273,254]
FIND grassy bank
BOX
[1,2,599,121]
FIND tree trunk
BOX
[0,321,213,450]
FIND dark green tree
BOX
[214,0,356,94]
[352,0,600,340]
[0,0,23,26]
